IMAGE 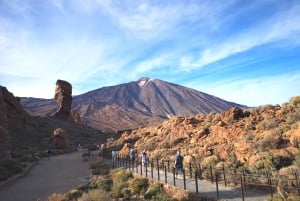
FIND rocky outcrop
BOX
[48,128,72,150]
[54,80,81,123]
[103,102,300,171]
[54,80,72,119]
[0,86,35,159]
[0,87,12,159]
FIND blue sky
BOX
[0,0,300,107]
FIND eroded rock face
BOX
[0,87,23,159]
[54,80,82,123]
[0,88,11,159]
[54,80,72,119]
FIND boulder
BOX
[49,128,72,150]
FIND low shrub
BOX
[130,177,149,195]
[78,189,111,201]
[290,96,300,107]
[144,182,163,200]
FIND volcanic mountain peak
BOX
[21,78,247,132]
[137,77,154,87]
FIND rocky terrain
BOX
[0,83,111,181]
[21,77,246,132]
[103,97,300,174]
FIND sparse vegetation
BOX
[0,159,23,181]
[47,158,177,201]
[290,96,300,106]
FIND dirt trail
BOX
[0,151,90,201]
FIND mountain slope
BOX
[21,77,247,131]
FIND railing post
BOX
[157,161,160,181]
[189,163,192,178]
[151,161,153,178]
[241,175,245,201]
[168,160,170,172]
[267,173,273,198]
[216,172,219,199]
[223,165,227,187]
[183,169,186,190]
[164,166,167,183]
[173,167,176,186]
[195,169,199,194]
[145,161,148,177]
[140,161,143,175]
[295,171,300,194]
[210,165,214,183]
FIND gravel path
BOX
[0,151,90,201]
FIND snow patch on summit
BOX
[138,77,154,87]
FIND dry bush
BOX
[110,168,132,198]
[258,117,279,130]
[272,125,291,137]
[287,112,300,124]
[78,189,111,201]
[252,134,279,152]
[201,155,219,169]
[290,96,300,107]
[258,104,276,112]
[130,177,149,195]
[47,193,64,201]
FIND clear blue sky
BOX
[0,0,299,107]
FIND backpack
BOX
[175,155,183,168]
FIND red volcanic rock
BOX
[54,80,72,119]
[221,107,245,122]
[54,80,81,123]
[49,128,72,150]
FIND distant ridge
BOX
[21,77,247,131]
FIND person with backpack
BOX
[174,150,184,179]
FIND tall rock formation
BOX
[54,79,81,123]
[54,80,72,119]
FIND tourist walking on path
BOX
[141,150,148,172]
[174,150,184,179]
[129,148,135,161]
